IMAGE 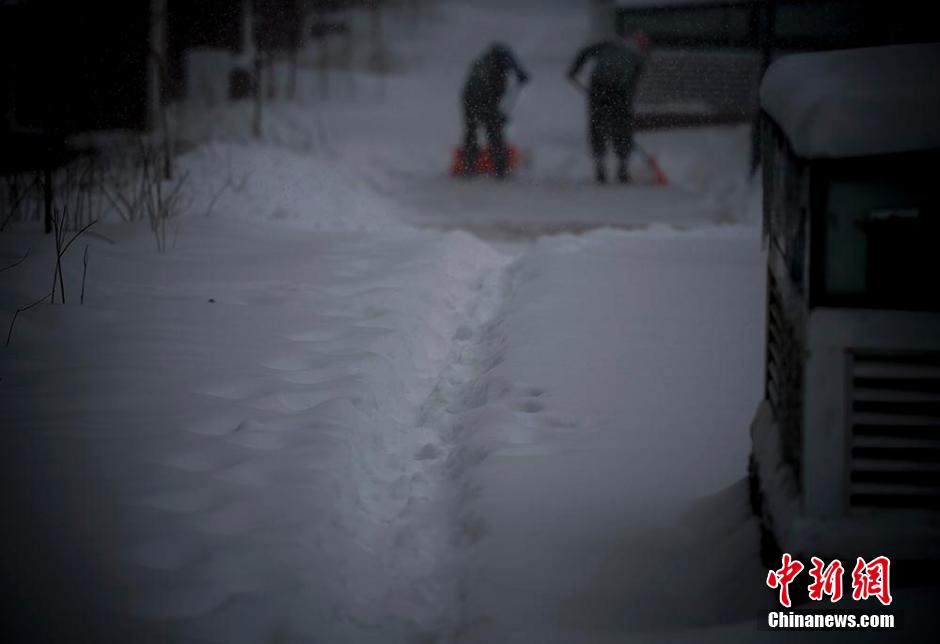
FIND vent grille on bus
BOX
[766,271,803,472]
[849,351,940,511]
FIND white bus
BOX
[749,43,940,561]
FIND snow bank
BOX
[446,228,771,640]
[749,400,802,551]
[760,44,940,159]
[178,142,399,232]
[0,220,511,642]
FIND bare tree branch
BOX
[1,173,41,232]
[5,289,55,347]
[59,218,98,257]
[81,245,89,306]
[0,250,29,273]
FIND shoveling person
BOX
[568,28,651,184]
[458,42,530,179]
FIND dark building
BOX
[165,0,247,100]
[616,0,937,52]
[2,1,151,135]
[0,0,256,140]
[614,0,939,129]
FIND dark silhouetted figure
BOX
[461,42,529,178]
[568,30,650,183]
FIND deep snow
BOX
[4,1,936,643]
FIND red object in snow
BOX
[646,155,669,186]
[634,144,669,185]
[451,145,520,177]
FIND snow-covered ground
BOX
[3,1,936,642]
[3,219,510,642]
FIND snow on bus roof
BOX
[760,43,940,159]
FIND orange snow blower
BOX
[450,145,521,177]
[452,81,525,178]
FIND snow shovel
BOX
[633,142,669,186]
[568,78,669,186]
[501,81,524,120]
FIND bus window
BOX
[822,175,937,309]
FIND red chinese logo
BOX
[808,557,844,602]
[766,554,892,607]
[766,553,804,608]
[851,556,892,606]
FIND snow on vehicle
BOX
[748,43,940,562]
